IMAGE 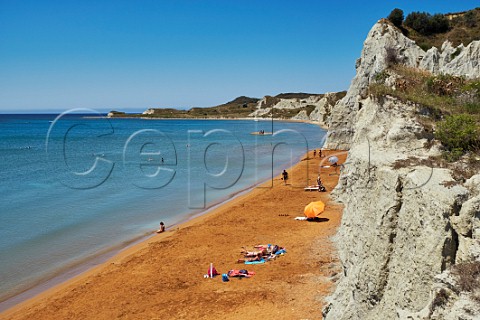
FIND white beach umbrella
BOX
[328,156,338,164]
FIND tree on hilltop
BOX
[388,8,404,27]
[405,11,449,35]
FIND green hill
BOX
[108,92,338,119]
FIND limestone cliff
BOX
[322,19,480,320]
[324,19,480,150]
[249,92,345,126]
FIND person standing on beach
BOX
[313,149,316,157]
[319,149,322,158]
[156,221,165,233]
[282,170,288,185]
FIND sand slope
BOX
[3,150,346,320]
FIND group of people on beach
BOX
[238,244,286,263]
[281,148,326,187]
[313,149,323,158]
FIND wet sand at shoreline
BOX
[2,150,346,320]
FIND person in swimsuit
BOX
[156,221,165,233]
[282,170,288,185]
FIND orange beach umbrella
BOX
[304,201,325,218]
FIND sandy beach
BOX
[2,150,346,320]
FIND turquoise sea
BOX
[0,112,326,308]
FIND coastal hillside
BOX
[401,7,480,50]
[108,96,259,119]
[322,8,480,320]
[107,91,345,125]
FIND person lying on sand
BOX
[253,244,283,254]
[238,252,281,263]
[241,248,267,258]
[252,244,283,254]
[237,255,264,263]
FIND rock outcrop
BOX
[106,110,125,118]
[143,108,156,115]
[324,19,480,150]
[250,92,345,127]
[322,95,480,319]
[322,18,480,320]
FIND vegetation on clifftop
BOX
[369,65,480,161]
[387,7,480,50]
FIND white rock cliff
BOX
[324,19,480,150]
[322,19,480,320]
[249,92,344,127]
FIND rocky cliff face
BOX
[250,92,345,126]
[323,96,480,319]
[322,19,480,320]
[324,19,480,150]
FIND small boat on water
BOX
[250,131,272,136]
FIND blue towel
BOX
[244,259,265,265]
[275,249,286,255]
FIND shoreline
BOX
[2,149,345,319]
[0,118,325,311]
[90,116,329,130]
[0,169,282,312]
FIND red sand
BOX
[2,150,346,320]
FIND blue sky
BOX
[0,1,478,112]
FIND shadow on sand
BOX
[307,217,329,223]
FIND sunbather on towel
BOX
[228,269,255,277]
[241,248,267,257]
[252,244,283,254]
[238,255,264,263]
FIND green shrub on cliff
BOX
[435,114,480,159]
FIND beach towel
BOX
[295,217,308,220]
[227,269,255,277]
[244,259,265,265]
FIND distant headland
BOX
[107,91,346,127]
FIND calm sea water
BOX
[0,113,326,303]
